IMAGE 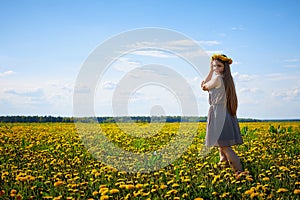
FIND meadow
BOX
[0,122,299,199]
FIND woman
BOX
[201,54,248,179]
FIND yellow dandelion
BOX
[99,184,107,189]
[279,166,289,172]
[92,191,99,196]
[167,189,177,195]
[133,190,142,197]
[110,189,119,194]
[10,190,17,195]
[91,169,97,175]
[294,189,300,195]
[182,193,188,198]
[250,192,260,198]
[220,192,229,198]
[142,192,150,196]
[54,181,64,187]
[244,188,254,195]
[276,188,288,193]
[194,198,204,200]
[174,197,180,200]
[100,195,109,200]
[172,183,180,188]
[125,184,135,189]
[198,185,206,189]
[151,188,157,193]
[212,191,218,196]
[160,184,168,189]
[135,184,143,189]
[43,196,53,199]
[262,177,270,181]
[246,177,253,182]
[120,184,128,190]
[212,175,220,184]
[17,176,27,182]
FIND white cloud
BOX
[127,39,209,58]
[239,87,260,93]
[4,88,44,97]
[132,50,174,58]
[265,73,298,81]
[102,81,117,90]
[231,25,244,31]
[206,50,224,55]
[198,40,221,46]
[232,61,242,65]
[0,70,15,78]
[284,58,299,63]
[112,57,141,72]
[283,65,297,68]
[272,86,300,101]
[232,72,258,82]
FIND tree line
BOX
[0,115,268,123]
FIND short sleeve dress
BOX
[205,75,243,147]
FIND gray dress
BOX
[205,77,243,147]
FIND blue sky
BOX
[1,0,300,119]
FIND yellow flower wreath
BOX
[211,54,233,64]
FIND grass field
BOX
[0,122,299,199]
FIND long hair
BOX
[216,56,238,116]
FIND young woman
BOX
[201,54,248,179]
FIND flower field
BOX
[0,122,299,199]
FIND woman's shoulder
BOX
[215,74,224,79]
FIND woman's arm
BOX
[202,62,214,84]
[202,75,222,91]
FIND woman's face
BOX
[212,60,224,75]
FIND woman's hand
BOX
[201,81,208,91]
[201,81,204,88]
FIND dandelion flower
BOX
[172,183,180,188]
[92,191,99,196]
[279,166,289,172]
[276,188,288,193]
[100,188,109,195]
[262,177,270,181]
[250,192,259,198]
[142,192,150,196]
[167,189,177,195]
[194,198,204,200]
[100,195,109,200]
[294,189,300,195]
[160,184,168,189]
[135,184,143,189]
[110,189,119,194]
[54,181,64,187]
[0,190,5,196]
[212,191,218,196]
[182,193,188,198]
[10,190,17,195]
[43,196,53,199]
[244,188,254,195]
[125,184,135,189]
[198,185,206,189]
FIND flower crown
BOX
[211,54,233,64]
